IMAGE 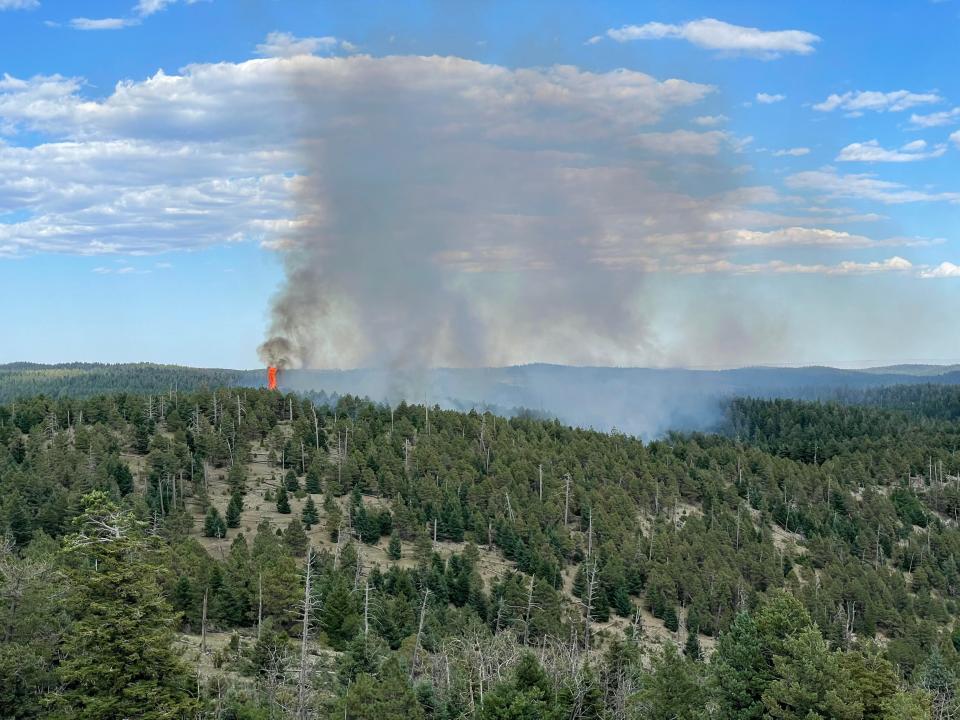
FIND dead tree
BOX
[410,588,431,681]
[296,545,315,719]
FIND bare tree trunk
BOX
[258,573,263,640]
[200,588,208,654]
[523,574,535,644]
[297,546,314,719]
[364,581,370,637]
[583,559,598,651]
[410,588,431,681]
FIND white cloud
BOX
[255,31,350,58]
[0,0,38,9]
[772,147,810,157]
[134,0,181,16]
[836,138,947,162]
[604,18,820,58]
[0,54,718,258]
[135,0,171,14]
[693,114,727,126]
[921,262,960,278]
[676,256,913,276]
[93,264,149,274]
[67,0,201,31]
[756,92,785,104]
[787,167,960,204]
[814,90,942,114]
[909,108,960,128]
[951,130,960,148]
[69,17,137,30]
[631,129,731,155]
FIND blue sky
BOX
[1,0,959,368]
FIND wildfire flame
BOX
[267,366,278,390]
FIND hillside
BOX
[6,361,960,438]
[1,384,957,717]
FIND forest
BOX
[2,383,959,719]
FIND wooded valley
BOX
[2,382,958,719]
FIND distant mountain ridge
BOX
[5,361,960,438]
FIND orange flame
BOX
[267,366,278,390]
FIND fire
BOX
[267,366,278,390]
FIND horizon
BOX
[8,358,960,373]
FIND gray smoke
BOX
[258,53,760,373]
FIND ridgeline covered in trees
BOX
[1,384,959,718]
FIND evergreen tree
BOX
[225,491,243,529]
[684,626,702,661]
[761,627,862,720]
[388,531,402,560]
[337,657,424,720]
[709,612,769,720]
[663,604,679,633]
[305,462,323,494]
[276,486,291,514]
[203,506,227,538]
[284,469,299,493]
[321,576,360,651]
[283,517,308,557]
[301,496,319,528]
[634,644,704,720]
[48,492,197,719]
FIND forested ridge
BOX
[1,385,958,718]
[0,362,254,403]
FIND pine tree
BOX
[203,506,227,538]
[634,644,704,720]
[663,604,679,633]
[710,612,768,720]
[305,462,323,494]
[684,626,702,661]
[325,496,343,541]
[276,486,291,514]
[388,531,402,560]
[321,576,360,651]
[48,492,197,719]
[301,496,319,528]
[285,469,299,493]
[225,491,243,528]
[283,517,308,557]
[337,657,424,720]
[761,627,862,720]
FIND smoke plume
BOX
[255,53,755,371]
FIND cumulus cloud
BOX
[921,262,960,278]
[68,0,202,31]
[814,90,942,115]
[787,167,960,204]
[836,138,947,162]
[0,0,38,9]
[756,92,785,104]
[604,18,820,58]
[69,17,137,30]
[0,53,718,265]
[909,108,960,128]
[677,256,913,276]
[255,32,353,57]
[772,147,810,157]
[693,114,727,126]
[951,130,960,148]
[631,129,733,155]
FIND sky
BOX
[1,0,959,369]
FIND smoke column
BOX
[257,53,740,372]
